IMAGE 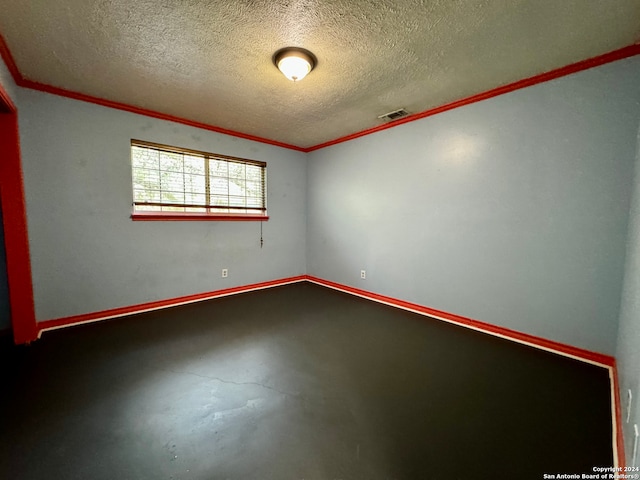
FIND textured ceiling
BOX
[0,0,639,149]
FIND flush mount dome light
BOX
[273,47,317,82]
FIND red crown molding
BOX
[19,78,308,152]
[37,275,306,334]
[0,33,22,86]
[2,32,639,153]
[0,32,305,152]
[305,43,640,152]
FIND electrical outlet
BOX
[628,389,633,424]
[360,270,366,279]
[221,268,228,278]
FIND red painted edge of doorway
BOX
[0,81,37,344]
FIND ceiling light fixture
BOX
[273,47,317,82]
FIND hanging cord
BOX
[260,221,264,248]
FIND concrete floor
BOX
[0,282,613,479]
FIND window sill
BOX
[131,212,269,222]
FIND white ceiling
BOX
[1,0,639,149]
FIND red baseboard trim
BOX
[33,273,624,465]
[306,44,640,152]
[37,275,306,334]
[39,273,615,367]
[611,362,626,468]
[305,275,615,367]
[305,275,622,466]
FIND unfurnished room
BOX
[1,1,640,479]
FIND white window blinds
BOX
[131,140,267,215]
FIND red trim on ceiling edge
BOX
[0,85,38,344]
[0,34,21,86]
[0,34,306,153]
[29,274,626,466]
[21,78,308,152]
[307,43,640,152]
[1,32,639,153]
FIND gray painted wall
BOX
[617,123,640,464]
[6,50,640,360]
[16,89,307,321]
[307,57,640,356]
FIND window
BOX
[130,140,267,220]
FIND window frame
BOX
[130,139,269,221]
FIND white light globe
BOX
[277,55,311,82]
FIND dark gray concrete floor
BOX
[0,283,613,479]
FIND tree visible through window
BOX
[131,140,267,217]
